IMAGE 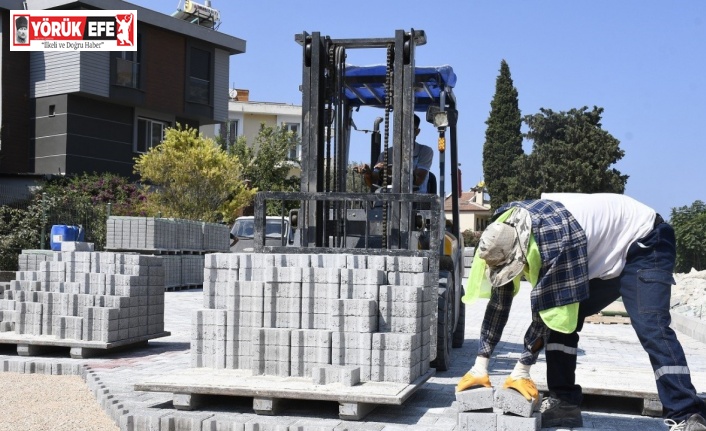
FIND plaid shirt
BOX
[479,199,589,365]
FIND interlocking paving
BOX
[1,277,705,430]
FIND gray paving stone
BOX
[455,387,494,412]
[1,280,702,431]
[493,387,539,417]
[496,411,540,431]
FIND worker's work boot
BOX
[665,413,706,431]
[455,372,491,392]
[686,414,706,431]
[540,396,583,428]
[502,376,538,401]
[664,413,706,431]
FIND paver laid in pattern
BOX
[1,280,705,430]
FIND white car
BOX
[230,216,291,252]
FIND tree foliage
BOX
[230,124,300,215]
[482,60,524,210]
[671,200,706,272]
[517,106,628,198]
[0,173,143,270]
[0,201,43,271]
[134,125,254,223]
[462,229,482,249]
[345,162,373,193]
[41,172,145,216]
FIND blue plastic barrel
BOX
[50,225,85,251]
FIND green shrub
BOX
[462,229,482,249]
[0,173,146,271]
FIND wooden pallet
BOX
[135,367,435,420]
[0,331,170,358]
[165,285,203,292]
[532,364,706,418]
[585,314,631,325]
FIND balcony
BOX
[187,76,210,105]
[115,57,140,89]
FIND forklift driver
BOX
[355,114,434,193]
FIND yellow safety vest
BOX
[462,210,578,334]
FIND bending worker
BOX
[457,193,706,431]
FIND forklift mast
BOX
[289,29,459,252]
[252,29,464,371]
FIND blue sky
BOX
[128,0,705,220]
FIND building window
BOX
[283,122,300,160]
[115,34,142,88]
[227,120,239,148]
[188,47,211,104]
[136,117,169,153]
[218,120,239,150]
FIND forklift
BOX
[253,29,464,371]
[136,30,465,420]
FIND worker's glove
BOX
[503,376,539,401]
[456,372,491,392]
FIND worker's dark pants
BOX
[545,223,706,421]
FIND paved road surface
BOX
[1,282,705,430]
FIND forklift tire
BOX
[431,270,454,371]
[452,286,465,348]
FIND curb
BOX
[671,311,706,345]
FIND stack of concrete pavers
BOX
[455,386,541,431]
[106,216,229,253]
[0,251,165,346]
[463,246,475,269]
[161,255,183,289]
[195,252,434,385]
[106,216,224,290]
[16,249,54,271]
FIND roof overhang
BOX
[24,0,246,55]
[0,0,26,10]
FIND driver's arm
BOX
[413,167,429,187]
[413,144,434,187]
[354,164,382,188]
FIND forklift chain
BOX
[381,43,393,249]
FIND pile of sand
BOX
[672,269,706,320]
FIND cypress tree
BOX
[482,60,524,210]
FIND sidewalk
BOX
[1,282,705,430]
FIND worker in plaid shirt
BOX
[456,193,706,431]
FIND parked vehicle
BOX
[230,216,291,252]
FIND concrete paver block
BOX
[201,417,247,431]
[642,397,663,416]
[496,411,541,431]
[455,387,495,412]
[457,411,497,431]
[172,392,205,410]
[160,412,215,430]
[339,402,377,421]
[311,365,361,386]
[253,397,283,415]
[494,388,539,418]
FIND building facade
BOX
[445,188,492,234]
[216,89,302,157]
[0,0,245,177]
